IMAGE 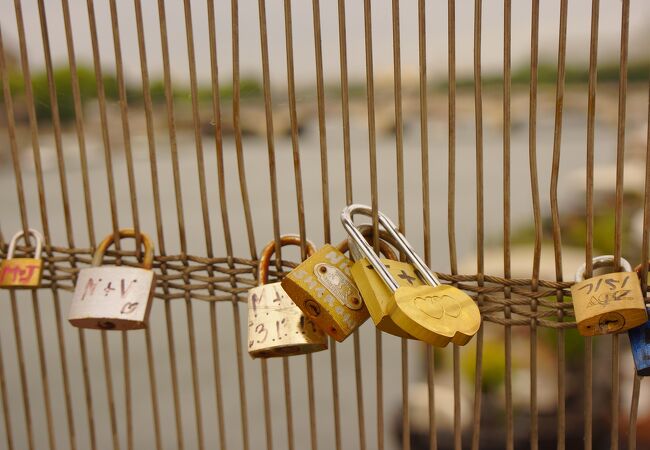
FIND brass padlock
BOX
[281,241,368,342]
[68,229,156,330]
[341,204,482,347]
[0,229,44,289]
[340,221,418,338]
[248,235,328,358]
[571,255,648,336]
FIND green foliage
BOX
[449,60,650,90]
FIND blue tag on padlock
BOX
[628,311,650,376]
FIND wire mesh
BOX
[0,0,649,449]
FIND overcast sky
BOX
[1,0,649,86]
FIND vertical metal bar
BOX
[550,1,569,449]
[0,326,13,450]
[446,1,462,449]
[584,1,600,448]
[312,0,331,244]
[417,4,435,447]
[390,1,408,447]
[180,0,219,446]
[282,357,295,450]
[528,0,541,448]
[311,3,339,443]
[611,3,630,447]
[106,2,142,447]
[502,1,513,448]
[362,0,382,448]
[60,0,96,246]
[121,334,133,450]
[257,2,297,449]
[471,1,485,449]
[337,1,366,448]
[230,3,253,447]
[628,375,641,450]
[10,293,35,450]
[281,3,318,445]
[205,0,231,446]
[231,0,258,260]
[338,0,354,207]
[100,331,120,450]
[130,1,166,448]
[85,1,124,447]
[156,0,191,445]
[261,360,274,450]
[59,2,99,443]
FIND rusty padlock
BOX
[0,229,44,288]
[571,255,647,337]
[281,239,368,342]
[627,262,650,376]
[340,221,419,338]
[341,204,481,347]
[248,235,328,358]
[68,229,156,330]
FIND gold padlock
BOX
[281,241,368,342]
[68,229,156,330]
[571,255,648,336]
[339,223,418,338]
[0,228,44,288]
[248,235,328,358]
[341,204,482,347]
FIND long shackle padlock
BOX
[248,235,328,358]
[68,229,156,330]
[0,228,44,288]
[341,204,482,346]
[571,255,647,336]
[342,223,422,338]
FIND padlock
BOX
[341,204,482,347]
[627,262,650,376]
[571,255,647,337]
[340,221,419,338]
[248,235,328,358]
[0,228,44,288]
[281,239,368,342]
[68,229,156,330]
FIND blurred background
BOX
[1,0,650,449]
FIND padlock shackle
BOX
[574,255,632,282]
[336,224,398,261]
[6,228,44,260]
[341,204,440,292]
[258,235,316,286]
[92,229,155,269]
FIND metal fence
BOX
[0,0,649,449]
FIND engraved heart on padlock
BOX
[120,302,140,315]
[391,284,481,347]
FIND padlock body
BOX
[570,271,647,336]
[0,258,43,288]
[247,282,328,358]
[351,258,420,338]
[69,266,155,330]
[628,317,650,376]
[281,245,368,342]
[391,284,481,347]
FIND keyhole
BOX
[99,320,116,330]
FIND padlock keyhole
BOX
[99,321,116,330]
